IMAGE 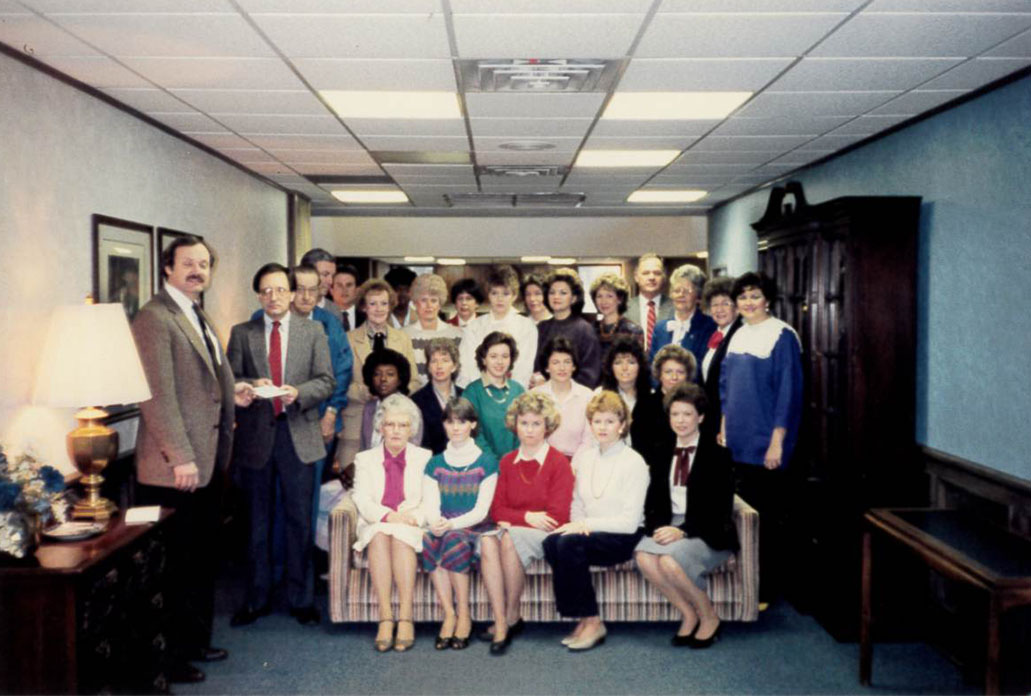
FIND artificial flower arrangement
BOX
[0,444,69,559]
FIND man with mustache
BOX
[132,235,253,684]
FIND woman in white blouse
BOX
[351,394,432,653]
[542,390,649,652]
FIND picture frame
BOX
[92,214,154,322]
[157,227,204,305]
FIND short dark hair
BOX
[485,265,520,295]
[544,268,586,316]
[731,271,777,305]
[539,336,579,380]
[384,266,417,289]
[702,276,736,308]
[424,337,461,377]
[663,381,708,417]
[161,235,216,278]
[520,273,547,300]
[252,262,292,293]
[362,348,411,396]
[443,397,479,436]
[474,331,518,374]
[450,277,485,304]
[300,248,335,268]
[600,337,652,397]
[335,264,360,283]
[290,264,319,287]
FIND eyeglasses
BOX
[709,299,734,309]
[259,287,291,298]
[295,287,321,297]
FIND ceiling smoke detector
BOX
[458,59,623,93]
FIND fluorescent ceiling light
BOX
[404,256,435,263]
[320,91,462,120]
[575,150,680,168]
[603,92,751,121]
[331,189,409,204]
[627,189,707,203]
[547,257,577,265]
[694,251,709,259]
[437,258,466,266]
[521,256,551,263]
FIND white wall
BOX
[0,52,288,470]
[311,215,707,259]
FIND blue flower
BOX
[0,482,19,511]
[39,466,65,494]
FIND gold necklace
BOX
[485,381,510,404]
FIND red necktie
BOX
[673,446,695,486]
[645,300,656,352]
[708,330,724,351]
[269,320,283,416]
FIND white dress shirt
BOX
[669,433,700,516]
[165,283,222,365]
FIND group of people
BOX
[129,237,803,681]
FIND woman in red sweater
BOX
[478,391,574,655]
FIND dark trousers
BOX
[136,473,223,657]
[543,530,643,618]
[735,463,788,602]
[239,419,315,610]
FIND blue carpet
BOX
[177,576,975,695]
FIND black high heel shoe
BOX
[688,622,721,649]
[671,623,698,647]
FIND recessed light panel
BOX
[331,189,410,204]
[437,258,466,266]
[603,92,752,120]
[575,150,680,168]
[627,189,707,203]
[320,91,462,120]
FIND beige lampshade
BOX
[32,303,152,408]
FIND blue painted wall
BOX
[708,74,1031,482]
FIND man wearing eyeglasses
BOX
[228,263,335,628]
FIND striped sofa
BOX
[328,495,759,623]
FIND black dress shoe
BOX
[189,646,228,662]
[290,606,321,626]
[688,623,721,649]
[167,663,205,684]
[478,617,524,642]
[671,625,698,647]
[230,604,271,627]
[489,632,511,656]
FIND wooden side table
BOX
[860,508,1031,695]
[0,511,175,694]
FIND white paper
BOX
[253,384,290,399]
[125,505,161,525]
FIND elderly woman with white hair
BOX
[648,264,717,378]
[404,273,463,388]
[351,393,432,653]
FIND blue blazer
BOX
[649,310,717,383]
[410,383,463,455]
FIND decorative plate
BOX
[42,521,107,542]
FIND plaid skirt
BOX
[421,521,495,573]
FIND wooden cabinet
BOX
[0,512,174,694]
[753,189,925,639]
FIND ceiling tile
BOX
[736,90,898,118]
[635,13,848,58]
[237,161,297,175]
[292,58,456,90]
[452,0,651,12]
[215,113,349,135]
[122,57,305,89]
[865,0,1031,11]
[480,178,561,193]
[246,133,360,149]
[102,87,192,112]
[676,150,780,164]
[619,58,794,91]
[795,134,867,151]
[0,13,99,55]
[811,12,1031,58]
[691,135,814,151]
[984,28,1031,57]
[826,114,911,135]
[40,55,151,87]
[590,120,719,137]
[250,13,451,59]
[767,150,833,166]
[185,132,256,149]
[171,89,328,115]
[470,118,594,138]
[25,0,231,11]
[564,170,653,185]
[270,150,377,165]
[345,118,468,137]
[869,89,967,115]
[583,135,698,150]
[477,151,574,165]
[664,163,759,175]
[50,13,276,57]
[465,93,606,118]
[658,1,866,11]
[473,136,582,151]
[361,135,470,151]
[383,164,475,177]
[452,13,645,59]
[711,115,850,136]
[649,174,733,187]
[237,0,440,11]
[918,57,1031,89]
[390,175,479,187]
[291,162,384,175]
[219,147,277,163]
[769,57,961,91]
[146,111,226,131]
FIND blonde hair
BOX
[586,390,631,435]
[410,273,448,303]
[505,391,562,437]
[356,278,397,311]
[651,344,697,383]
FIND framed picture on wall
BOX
[92,214,153,322]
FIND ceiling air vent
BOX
[444,193,516,208]
[478,165,569,178]
[458,59,623,93]
[516,193,585,208]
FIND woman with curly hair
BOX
[590,272,644,354]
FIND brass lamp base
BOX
[67,406,119,520]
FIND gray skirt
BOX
[635,515,732,588]
[482,525,549,568]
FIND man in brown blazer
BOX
[132,235,250,683]
[227,263,335,627]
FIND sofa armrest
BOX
[732,494,760,621]
[328,498,353,623]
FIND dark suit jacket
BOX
[701,317,741,441]
[643,435,739,552]
[629,389,673,465]
[410,383,464,455]
[227,315,335,467]
[132,289,235,488]
[625,293,675,329]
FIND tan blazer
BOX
[132,289,235,488]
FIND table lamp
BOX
[32,302,152,519]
